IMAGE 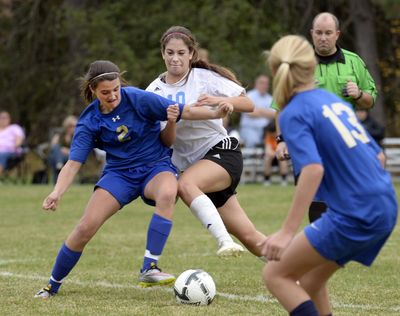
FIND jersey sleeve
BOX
[138,91,185,122]
[354,56,378,103]
[366,135,383,155]
[280,109,322,175]
[270,100,280,111]
[207,71,245,97]
[69,122,96,163]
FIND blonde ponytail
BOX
[267,35,316,109]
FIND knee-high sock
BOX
[141,213,172,272]
[190,194,233,246]
[290,300,319,316]
[48,243,82,293]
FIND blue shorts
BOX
[305,194,397,267]
[95,159,179,208]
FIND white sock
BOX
[190,194,234,246]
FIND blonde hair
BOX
[62,115,77,129]
[267,35,316,109]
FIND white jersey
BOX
[147,68,245,171]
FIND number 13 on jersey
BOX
[322,102,370,148]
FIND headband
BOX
[89,72,120,83]
[164,32,192,41]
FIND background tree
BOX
[0,0,398,146]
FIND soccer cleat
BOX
[217,241,245,258]
[34,284,56,299]
[138,263,176,288]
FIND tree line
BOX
[0,0,398,145]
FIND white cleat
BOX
[217,241,245,258]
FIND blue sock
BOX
[290,300,319,316]
[48,243,82,293]
[141,213,172,272]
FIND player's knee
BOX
[155,185,177,206]
[262,265,279,292]
[74,222,96,245]
[177,177,195,203]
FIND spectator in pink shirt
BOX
[0,110,25,176]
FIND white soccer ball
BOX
[173,269,216,306]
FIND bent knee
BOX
[73,222,97,244]
[177,178,196,202]
[155,186,178,205]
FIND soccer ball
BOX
[173,269,216,306]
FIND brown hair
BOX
[160,26,241,85]
[80,60,128,103]
[267,35,316,108]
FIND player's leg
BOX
[299,263,339,316]
[139,170,178,287]
[263,145,275,185]
[217,195,266,257]
[262,231,338,315]
[278,157,289,186]
[178,159,244,256]
[35,188,120,298]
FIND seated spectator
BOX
[239,75,276,148]
[356,110,385,147]
[48,115,77,183]
[0,110,25,178]
[263,121,288,186]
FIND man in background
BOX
[239,75,276,148]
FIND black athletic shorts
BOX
[201,137,243,208]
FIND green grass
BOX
[0,184,399,316]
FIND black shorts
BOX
[201,137,243,208]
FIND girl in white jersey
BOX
[147,26,267,258]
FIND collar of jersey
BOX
[159,68,191,87]
[315,45,345,65]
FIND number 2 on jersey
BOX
[322,102,370,148]
[116,125,131,142]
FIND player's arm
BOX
[42,160,82,211]
[160,105,179,148]
[247,107,276,119]
[259,163,324,261]
[196,93,254,113]
[181,102,233,120]
[275,111,290,160]
[281,164,324,233]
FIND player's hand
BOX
[258,229,294,261]
[216,101,234,118]
[196,94,222,107]
[167,104,180,122]
[346,80,361,99]
[42,191,61,211]
[276,142,290,160]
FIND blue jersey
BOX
[280,88,396,223]
[70,87,184,171]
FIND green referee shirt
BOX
[271,46,377,110]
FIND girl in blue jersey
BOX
[259,36,397,316]
[34,60,233,299]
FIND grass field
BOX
[0,184,399,315]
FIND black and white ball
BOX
[173,269,216,306]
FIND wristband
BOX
[276,134,285,144]
[354,90,363,101]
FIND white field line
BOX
[1,271,400,312]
